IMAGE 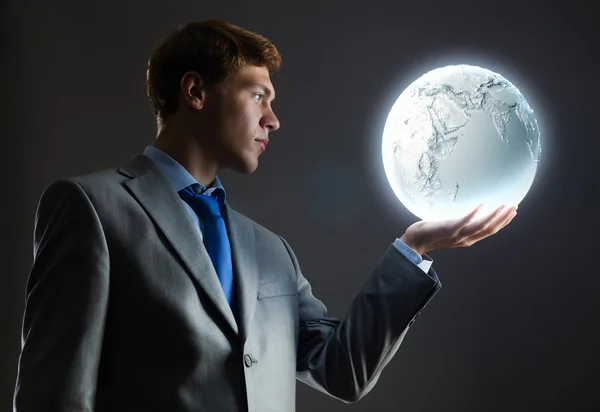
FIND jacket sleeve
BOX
[281,237,441,403]
[14,179,110,412]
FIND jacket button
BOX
[244,354,253,367]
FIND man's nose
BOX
[262,111,280,132]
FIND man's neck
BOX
[153,126,220,188]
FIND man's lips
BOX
[255,138,269,151]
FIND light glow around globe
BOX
[382,64,542,221]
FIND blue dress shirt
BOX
[143,145,433,274]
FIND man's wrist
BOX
[399,233,425,256]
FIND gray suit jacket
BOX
[14,154,441,412]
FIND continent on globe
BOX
[382,64,541,221]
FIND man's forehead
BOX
[235,65,274,91]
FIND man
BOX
[14,20,516,411]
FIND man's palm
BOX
[400,204,518,256]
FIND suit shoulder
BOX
[37,164,134,214]
[43,161,133,196]
[228,208,283,241]
[69,166,128,190]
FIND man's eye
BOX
[254,93,263,101]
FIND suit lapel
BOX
[118,155,239,336]
[225,205,259,344]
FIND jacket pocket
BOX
[257,279,298,299]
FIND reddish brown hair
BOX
[146,20,282,123]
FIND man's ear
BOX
[180,71,206,111]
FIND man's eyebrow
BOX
[250,83,275,99]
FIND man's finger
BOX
[461,208,517,245]
[451,204,485,233]
[459,204,485,225]
[458,205,507,237]
[478,206,515,234]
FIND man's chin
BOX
[229,159,259,174]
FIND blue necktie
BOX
[178,185,233,305]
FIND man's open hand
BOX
[399,204,518,256]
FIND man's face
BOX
[201,64,280,174]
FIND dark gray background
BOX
[2,0,598,411]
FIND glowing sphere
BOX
[382,64,542,221]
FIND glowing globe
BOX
[382,64,542,221]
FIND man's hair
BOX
[146,20,282,124]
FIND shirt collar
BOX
[142,145,226,199]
